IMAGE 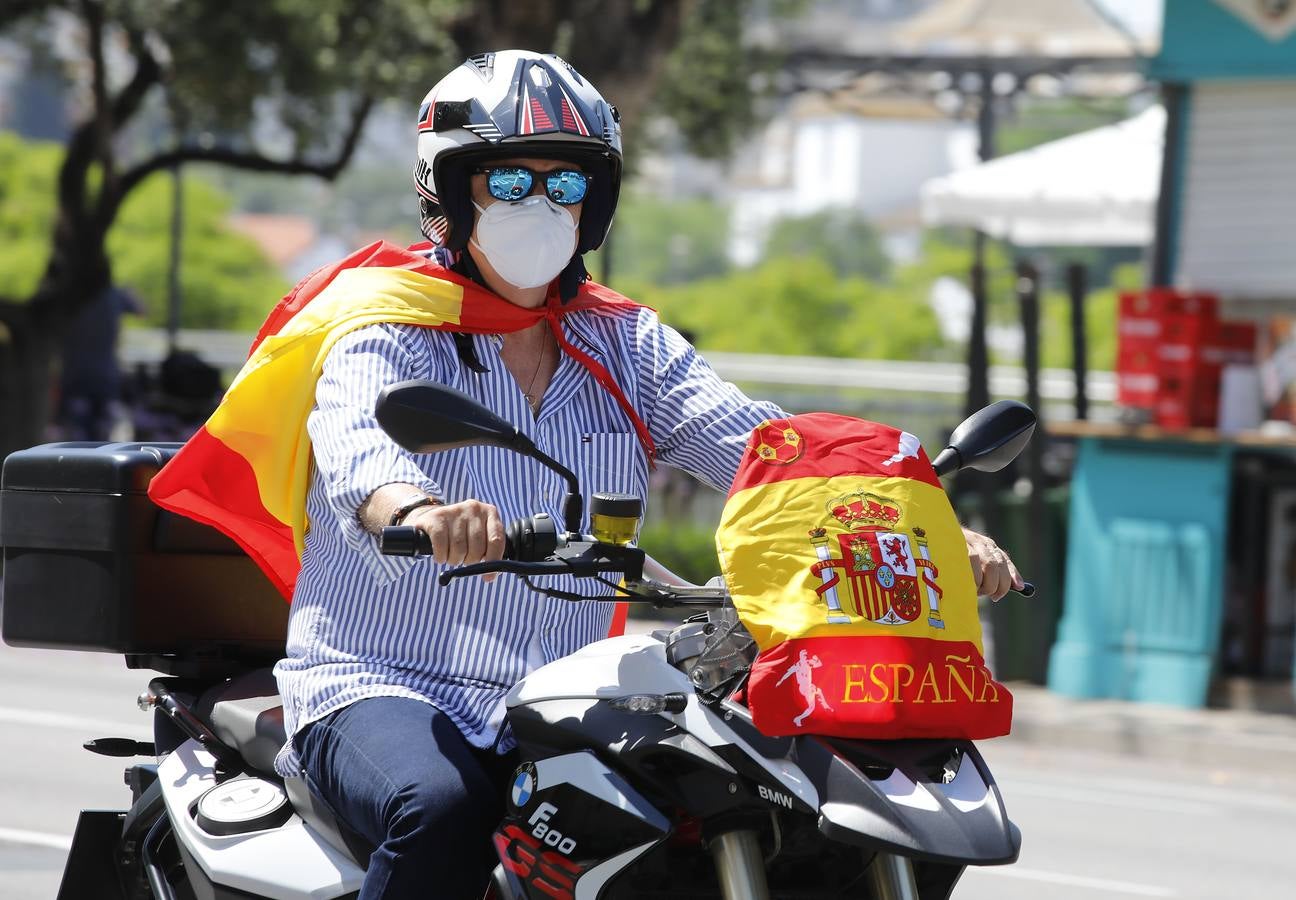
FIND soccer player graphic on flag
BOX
[775,649,835,727]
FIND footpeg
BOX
[84,737,156,757]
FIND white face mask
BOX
[471,196,578,289]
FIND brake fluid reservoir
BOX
[590,493,642,546]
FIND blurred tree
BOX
[762,208,892,281]
[1038,261,1138,372]
[587,191,732,286]
[109,175,290,332]
[0,133,287,332]
[0,0,791,455]
[997,96,1138,157]
[630,256,948,360]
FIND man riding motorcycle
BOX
[156,49,1022,900]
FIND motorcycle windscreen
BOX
[716,413,1012,740]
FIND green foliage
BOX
[997,96,1137,156]
[588,191,732,286]
[652,0,752,160]
[122,0,461,148]
[762,209,892,281]
[616,220,1135,371]
[628,255,948,360]
[0,133,285,326]
[107,173,290,330]
[0,132,60,299]
[638,520,721,586]
[1038,262,1139,372]
[201,157,419,244]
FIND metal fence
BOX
[121,328,1113,418]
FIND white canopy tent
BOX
[920,104,1163,246]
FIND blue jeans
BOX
[295,696,517,900]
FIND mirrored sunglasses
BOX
[474,166,591,206]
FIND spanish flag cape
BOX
[148,241,653,630]
[716,414,1012,740]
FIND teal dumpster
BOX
[1047,436,1231,707]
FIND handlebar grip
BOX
[380,525,518,559]
[380,525,431,556]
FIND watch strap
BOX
[389,492,443,527]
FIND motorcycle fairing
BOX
[510,698,813,820]
[508,633,822,813]
[793,735,1021,865]
[494,750,669,900]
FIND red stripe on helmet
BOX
[520,86,534,135]
[529,97,554,131]
[558,86,591,137]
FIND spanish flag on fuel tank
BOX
[147,240,652,630]
[717,414,1011,740]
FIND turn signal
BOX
[609,693,688,715]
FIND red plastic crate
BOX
[1202,321,1257,367]
[1116,333,1159,408]
[1159,314,1211,361]
[1118,289,1217,322]
[1117,289,1232,429]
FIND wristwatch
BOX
[389,492,443,527]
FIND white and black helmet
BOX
[414,50,623,255]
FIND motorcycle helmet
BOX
[413,50,623,256]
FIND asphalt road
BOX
[4,638,1295,899]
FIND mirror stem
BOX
[561,492,583,537]
[931,446,962,478]
[520,446,583,535]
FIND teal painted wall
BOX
[1153,0,1296,80]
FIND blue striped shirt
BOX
[273,303,785,775]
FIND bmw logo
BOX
[511,764,536,809]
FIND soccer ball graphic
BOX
[753,420,802,465]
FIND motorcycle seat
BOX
[201,668,376,868]
[205,667,287,775]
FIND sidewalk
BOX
[1002,679,1296,771]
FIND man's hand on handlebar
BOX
[962,526,1024,602]
[403,500,507,581]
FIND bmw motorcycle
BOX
[1,382,1033,899]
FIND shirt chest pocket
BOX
[579,432,647,503]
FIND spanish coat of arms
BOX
[807,490,946,629]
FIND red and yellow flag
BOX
[148,241,651,628]
[716,413,1012,740]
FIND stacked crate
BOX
[1117,290,1257,429]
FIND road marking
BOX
[972,865,1177,897]
[0,705,149,737]
[0,827,72,851]
[995,764,1296,814]
[1002,782,1217,817]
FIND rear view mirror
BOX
[375,380,531,455]
[930,400,1037,477]
[374,380,584,534]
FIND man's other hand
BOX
[961,526,1024,601]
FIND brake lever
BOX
[437,559,574,587]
